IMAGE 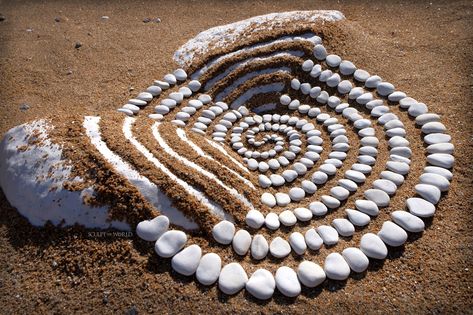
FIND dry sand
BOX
[0,1,472,314]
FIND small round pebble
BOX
[246,269,275,300]
[275,267,301,297]
[155,230,187,258]
[360,233,388,260]
[297,261,326,288]
[324,253,351,280]
[218,263,248,295]
[196,253,221,285]
[212,220,235,245]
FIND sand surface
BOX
[0,1,472,313]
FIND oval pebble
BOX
[297,261,326,288]
[155,230,187,258]
[251,234,269,260]
[316,225,339,246]
[324,253,350,280]
[275,267,301,297]
[218,263,248,295]
[378,221,408,247]
[136,215,169,242]
[342,247,369,273]
[212,220,235,245]
[232,230,252,255]
[360,233,388,259]
[171,244,202,276]
[246,269,275,300]
[270,237,291,258]
[406,197,436,217]
[391,211,425,233]
[289,232,307,255]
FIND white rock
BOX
[289,187,305,202]
[342,247,369,273]
[279,210,297,226]
[261,192,276,207]
[345,170,366,183]
[171,244,202,276]
[321,195,341,209]
[354,69,370,82]
[365,75,382,88]
[313,44,327,60]
[424,133,451,145]
[424,166,453,180]
[188,80,201,92]
[330,186,350,201]
[391,211,425,233]
[304,228,323,250]
[339,60,356,75]
[427,153,454,169]
[301,180,317,194]
[427,143,454,154]
[173,68,187,81]
[373,179,397,195]
[408,102,428,117]
[399,97,417,109]
[246,269,275,300]
[258,175,271,188]
[378,221,408,247]
[270,174,285,186]
[270,237,291,258]
[332,218,355,237]
[386,161,410,175]
[324,253,350,280]
[360,233,388,259]
[275,192,291,207]
[422,121,446,134]
[289,232,307,255]
[246,210,265,229]
[415,184,441,204]
[312,171,328,184]
[293,207,312,222]
[345,209,371,226]
[275,267,301,297]
[377,82,394,96]
[364,189,390,207]
[355,199,379,216]
[309,201,328,216]
[163,73,177,85]
[406,197,436,218]
[196,253,221,285]
[316,225,339,246]
[265,212,280,230]
[123,104,140,114]
[297,261,326,288]
[232,230,252,255]
[212,220,235,245]
[155,230,187,258]
[251,234,269,260]
[136,215,169,242]
[380,170,405,186]
[117,108,134,116]
[419,173,450,192]
[218,263,248,295]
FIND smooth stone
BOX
[378,221,408,247]
[246,210,265,229]
[279,210,297,226]
[289,232,307,255]
[289,187,306,202]
[338,80,353,94]
[212,220,235,245]
[342,247,369,273]
[319,163,337,175]
[171,244,202,276]
[265,213,280,230]
[275,267,301,297]
[297,261,326,288]
[258,175,271,188]
[360,233,388,259]
[330,186,350,201]
[309,201,328,216]
[305,228,323,250]
[427,153,454,169]
[128,98,147,106]
[275,193,291,207]
[270,174,285,187]
[424,166,453,180]
[218,263,248,295]
[364,189,390,207]
[324,253,351,280]
[419,173,450,192]
[247,159,258,170]
[388,91,406,102]
[391,211,425,233]
[312,171,328,184]
[326,54,342,67]
[422,122,446,134]
[345,209,371,226]
[377,82,395,96]
[352,163,372,174]
[148,113,164,121]
[380,170,405,186]
[246,269,275,300]
[117,108,134,116]
[270,237,291,258]
[408,102,428,117]
[386,161,410,175]
[416,113,440,126]
[424,133,451,145]
[355,199,379,216]
[427,143,454,154]
[321,195,341,209]
[188,80,201,92]
[399,97,417,109]
[354,69,370,82]
[137,91,153,102]
[261,192,276,207]
[406,197,436,218]
[301,180,317,194]
[232,230,252,255]
[365,75,382,88]
[373,179,397,195]
[332,218,355,237]
[154,80,169,90]
[345,170,366,183]
[358,156,376,165]
[415,184,441,204]
[339,60,356,75]
[316,225,339,246]
[251,234,269,260]
[294,207,312,222]
[155,230,187,258]
[198,94,212,104]
[136,215,169,241]
[163,73,177,85]
[196,253,221,285]
[314,44,327,60]
[293,162,308,175]
[123,104,140,114]
[176,112,190,121]
[282,170,298,182]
